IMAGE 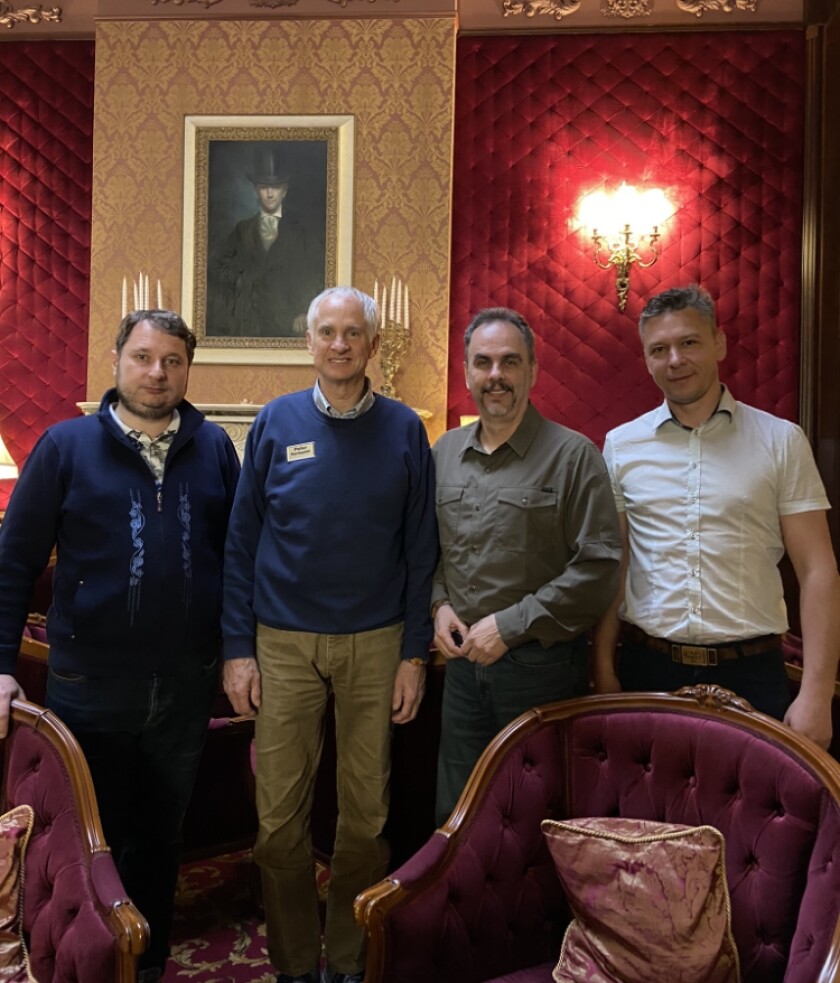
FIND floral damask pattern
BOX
[89,18,455,441]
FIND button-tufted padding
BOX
[356,689,840,983]
[1,700,148,982]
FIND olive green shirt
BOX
[432,403,622,648]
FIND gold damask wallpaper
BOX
[87,17,456,438]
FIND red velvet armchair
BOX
[355,687,840,983]
[1,698,149,982]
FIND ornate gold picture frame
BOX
[182,114,355,365]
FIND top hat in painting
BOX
[247,146,290,186]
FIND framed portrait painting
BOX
[182,114,355,364]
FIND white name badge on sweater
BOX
[287,442,315,462]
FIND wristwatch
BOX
[431,598,450,618]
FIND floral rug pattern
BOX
[162,852,330,982]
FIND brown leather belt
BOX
[622,623,782,668]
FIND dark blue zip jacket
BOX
[0,390,240,677]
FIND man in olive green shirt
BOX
[431,307,621,823]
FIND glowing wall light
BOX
[577,183,673,311]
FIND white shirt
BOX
[603,387,829,643]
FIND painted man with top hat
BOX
[208,145,324,338]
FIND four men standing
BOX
[0,283,836,983]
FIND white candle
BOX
[395,278,401,326]
[133,281,139,310]
[404,283,410,335]
[389,277,396,322]
[381,286,388,326]
[157,280,163,309]
[121,277,127,318]
[144,274,150,309]
[373,279,379,310]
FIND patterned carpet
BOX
[162,852,330,982]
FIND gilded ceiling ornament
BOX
[676,0,759,15]
[0,3,62,28]
[602,0,652,17]
[502,0,580,20]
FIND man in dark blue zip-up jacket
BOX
[0,310,241,982]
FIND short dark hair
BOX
[115,310,197,364]
[464,307,536,364]
[638,284,717,338]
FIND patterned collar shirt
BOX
[109,404,181,483]
[602,386,830,644]
[312,378,376,419]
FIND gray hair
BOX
[115,310,196,364]
[306,287,381,341]
[638,284,717,338]
[464,307,536,364]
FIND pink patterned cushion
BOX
[542,817,740,983]
[0,804,36,982]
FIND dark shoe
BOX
[137,971,162,983]
[276,972,320,983]
[324,971,364,983]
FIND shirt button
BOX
[484,467,491,474]
[521,497,528,504]
[469,585,477,592]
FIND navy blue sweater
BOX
[0,391,241,677]
[222,390,438,662]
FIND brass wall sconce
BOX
[577,183,673,311]
[373,277,410,400]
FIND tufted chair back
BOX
[1,699,148,982]
[355,687,840,983]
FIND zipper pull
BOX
[156,481,163,513]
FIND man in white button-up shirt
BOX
[592,284,840,749]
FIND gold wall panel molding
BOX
[0,3,61,28]
[89,18,455,442]
[676,0,759,15]
[602,0,652,17]
[502,0,580,19]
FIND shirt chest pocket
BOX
[495,487,558,553]
[436,486,466,545]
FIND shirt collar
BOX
[312,378,375,419]
[652,384,735,432]
[109,403,181,438]
[459,402,541,458]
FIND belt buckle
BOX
[673,644,715,667]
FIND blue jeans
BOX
[618,639,790,721]
[46,660,217,972]
[435,636,588,825]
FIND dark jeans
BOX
[435,636,588,825]
[46,660,217,973]
[618,639,791,721]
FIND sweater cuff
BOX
[223,636,256,661]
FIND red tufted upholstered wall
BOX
[449,31,805,440]
[0,42,93,510]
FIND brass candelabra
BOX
[374,276,410,400]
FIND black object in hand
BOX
[451,630,464,647]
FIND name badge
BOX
[286,442,315,462]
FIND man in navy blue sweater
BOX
[0,310,241,983]
[222,286,438,983]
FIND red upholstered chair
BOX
[355,687,840,983]
[1,698,149,982]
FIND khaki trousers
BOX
[253,622,402,977]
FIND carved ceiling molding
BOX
[150,0,224,10]
[0,2,62,28]
[676,0,759,15]
[251,0,300,7]
[326,0,401,7]
[502,0,580,21]
[601,0,652,17]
